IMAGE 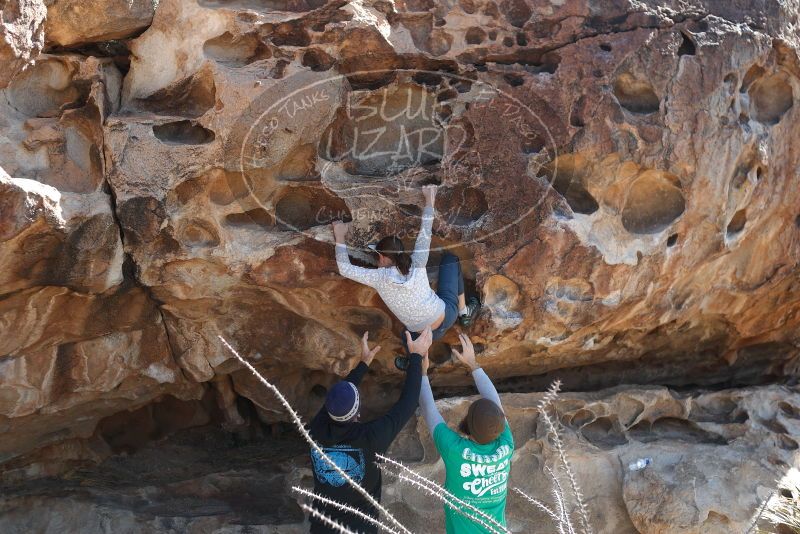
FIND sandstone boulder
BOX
[0,0,46,88]
[45,0,156,48]
[0,0,799,521]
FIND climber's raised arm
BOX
[417,329,443,435]
[452,332,504,413]
[333,220,382,287]
[311,331,380,426]
[410,184,437,269]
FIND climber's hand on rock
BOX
[332,220,350,243]
[422,184,437,207]
[406,326,433,357]
[452,332,479,371]
[360,331,380,365]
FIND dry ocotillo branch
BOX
[378,464,506,534]
[537,380,592,534]
[377,453,510,534]
[513,487,560,523]
[219,336,411,534]
[292,486,401,534]
[301,503,359,534]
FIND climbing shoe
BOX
[459,296,481,327]
[394,355,410,371]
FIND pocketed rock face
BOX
[380,385,800,534]
[1,0,800,504]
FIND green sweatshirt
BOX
[433,421,514,534]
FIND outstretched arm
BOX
[345,331,381,386]
[452,332,503,412]
[411,185,437,269]
[419,374,444,435]
[333,221,383,287]
[311,332,380,424]
[365,328,432,452]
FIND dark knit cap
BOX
[325,381,360,423]
[465,398,505,444]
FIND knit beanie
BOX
[465,398,505,444]
[325,381,360,422]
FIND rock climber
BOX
[332,184,480,368]
[307,328,432,533]
[418,332,513,534]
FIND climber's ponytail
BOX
[376,236,411,276]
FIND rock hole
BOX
[465,27,486,45]
[302,48,334,71]
[311,384,328,397]
[621,170,685,234]
[599,43,612,52]
[667,233,678,247]
[269,21,310,46]
[521,135,545,154]
[630,417,728,444]
[225,208,275,229]
[500,0,532,28]
[778,434,799,451]
[137,66,216,118]
[544,155,599,215]
[796,214,800,228]
[208,170,251,205]
[580,417,629,449]
[437,186,488,226]
[412,72,442,86]
[437,87,458,102]
[6,59,85,117]
[429,342,452,365]
[153,121,215,145]
[178,219,220,247]
[488,30,497,40]
[749,72,794,125]
[762,418,788,434]
[274,186,351,231]
[677,31,696,56]
[203,32,269,66]
[756,166,765,180]
[502,36,514,47]
[740,64,765,93]
[613,73,660,114]
[779,401,800,419]
[723,73,737,95]
[689,397,744,424]
[504,73,524,87]
[515,32,527,46]
[570,96,588,127]
[568,408,596,428]
[726,209,746,236]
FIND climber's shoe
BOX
[459,296,481,327]
[394,354,410,372]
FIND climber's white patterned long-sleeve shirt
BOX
[335,206,445,332]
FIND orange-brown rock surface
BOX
[1,0,800,531]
